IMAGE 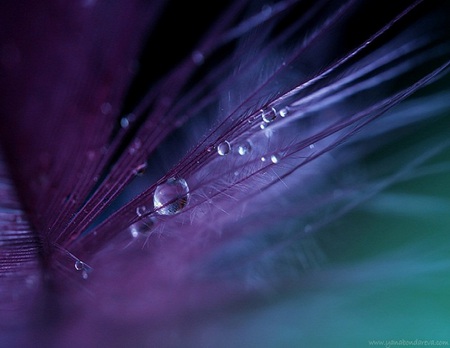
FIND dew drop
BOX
[87,150,96,160]
[237,141,252,156]
[217,141,231,156]
[154,178,190,215]
[309,143,315,149]
[74,259,92,278]
[128,138,142,154]
[136,205,147,217]
[206,145,215,153]
[100,102,112,115]
[279,108,288,117]
[261,107,277,123]
[129,216,156,237]
[261,156,267,162]
[133,162,147,176]
[191,50,204,65]
[74,260,84,271]
[120,117,130,128]
[270,154,279,164]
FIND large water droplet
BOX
[153,178,190,215]
[217,141,231,156]
[261,107,277,123]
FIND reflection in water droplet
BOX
[153,178,190,215]
[217,141,231,156]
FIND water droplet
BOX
[87,150,96,160]
[133,162,147,176]
[260,123,266,130]
[192,50,204,65]
[74,260,84,271]
[136,206,147,217]
[261,107,277,123]
[217,141,231,156]
[74,259,92,278]
[279,108,288,117]
[128,138,142,154]
[261,156,267,162]
[154,178,190,215]
[130,216,156,237]
[270,154,279,164]
[120,117,130,128]
[101,102,112,115]
[206,145,215,153]
[237,141,252,155]
[309,144,315,149]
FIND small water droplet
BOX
[87,150,96,160]
[130,216,156,237]
[120,117,130,128]
[101,102,112,115]
[136,206,147,217]
[206,145,215,153]
[261,107,277,123]
[74,260,84,271]
[309,144,315,149]
[129,138,142,154]
[279,108,288,117]
[192,50,204,65]
[237,141,252,156]
[217,141,231,156]
[261,156,267,162]
[133,162,147,176]
[154,178,190,215]
[270,154,279,164]
[260,123,266,130]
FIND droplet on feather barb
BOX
[136,206,147,217]
[153,178,190,215]
[261,107,277,123]
[129,216,156,237]
[217,141,231,156]
[237,141,252,156]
